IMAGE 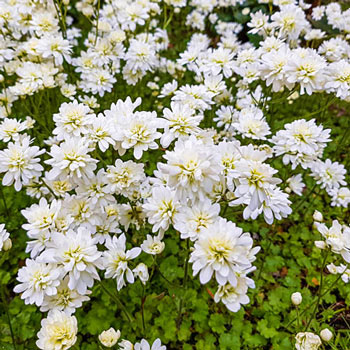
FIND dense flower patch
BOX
[1,0,350,349]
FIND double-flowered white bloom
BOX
[272,119,331,169]
[295,332,321,350]
[46,137,98,184]
[38,227,103,294]
[190,217,259,286]
[158,136,223,201]
[0,136,44,191]
[143,185,179,233]
[36,310,78,350]
[14,259,61,306]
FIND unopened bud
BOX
[313,210,323,222]
[320,328,332,342]
[242,8,250,15]
[291,292,302,306]
[3,238,12,251]
[315,241,326,249]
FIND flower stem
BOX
[94,0,101,45]
[176,239,190,328]
[141,284,146,337]
[41,178,58,199]
[296,306,300,330]
[284,272,344,330]
[98,280,133,323]
[0,185,9,218]
[304,250,329,331]
[1,286,17,350]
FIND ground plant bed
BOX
[1,0,350,349]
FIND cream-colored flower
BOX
[295,332,322,350]
[99,327,121,348]
[36,310,77,350]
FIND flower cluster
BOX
[1,0,350,348]
[314,218,350,284]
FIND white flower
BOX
[328,187,350,208]
[318,38,349,62]
[143,185,179,233]
[214,106,235,130]
[88,114,116,152]
[315,220,350,263]
[304,29,325,41]
[214,273,255,312]
[173,199,220,241]
[285,49,326,95]
[159,80,178,98]
[286,174,305,196]
[115,111,163,159]
[0,136,44,191]
[0,118,27,142]
[124,39,157,74]
[158,136,223,201]
[102,234,141,291]
[36,310,77,350]
[134,338,166,350]
[320,328,332,342]
[232,158,281,212]
[291,292,302,306]
[313,210,323,222]
[14,259,61,306]
[260,45,293,92]
[311,159,346,190]
[202,47,235,78]
[37,35,72,65]
[133,263,149,285]
[295,332,321,350]
[271,5,309,41]
[21,198,62,258]
[81,68,116,97]
[0,223,10,252]
[312,6,325,21]
[45,137,97,183]
[22,198,60,235]
[189,217,259,286]
[38,227,103,294]
[75,169,114,207]
[106,159,145,197]
[160,102,201,148]
[233,107,270,140]
[141,234,165,255]
[93,215,121,244]
[99,328,121,348]
[248,10,269,35]
[272,119,331,169]
[119,340,134,350]
[119,203,146,231]
[53,100,95,141]
[40,276,90,314]
[172,85,215,113]
[326,263,344,275]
